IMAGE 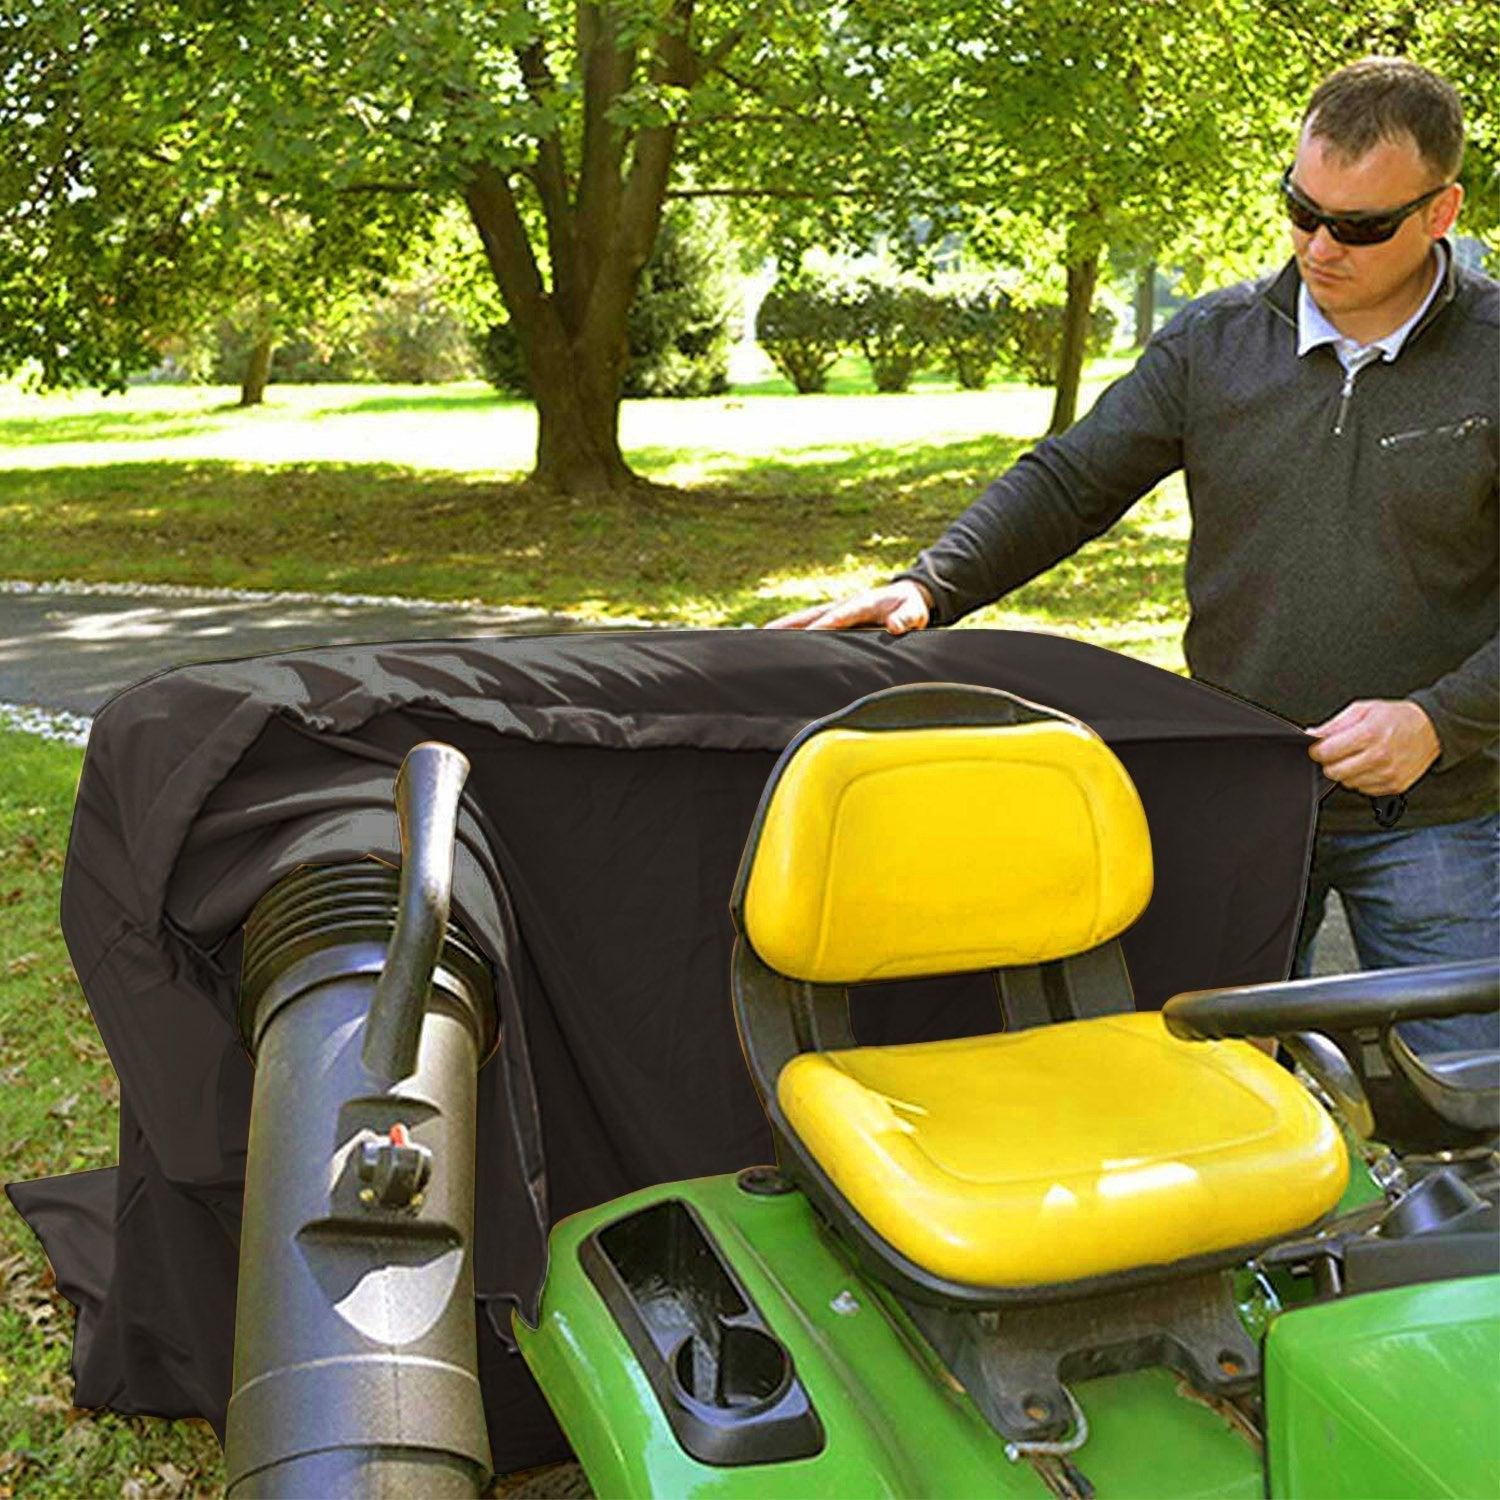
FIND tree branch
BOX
[664,185,883,200]
[715,63,876,144]
[580,2,692,383]
[463,162,549,343]
[575,4,634,314]
[515,38,579,310]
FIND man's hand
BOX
[765,580,932,634]
[1305,699,1441,794]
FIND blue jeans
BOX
[1293,810,1500,1054]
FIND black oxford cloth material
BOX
[5,628,1321,1470]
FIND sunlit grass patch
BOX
[0,360,1189,654]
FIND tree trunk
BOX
[1134,261,1157,349]
[530,359,633,494]
[239,336,274,407]
[1048,252,1099,436]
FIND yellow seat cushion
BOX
[777,1012,1348,1289]
[742,718,1152,984]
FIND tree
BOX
[847,1,1496,431]
[0,2,880,495]
[0,6,427,401]
[7,4,1486,476]
[841,0,1312,432]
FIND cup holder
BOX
[672,1324,792,1413]
[580,1198,824,1465]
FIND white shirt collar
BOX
[1297,243,1447,370]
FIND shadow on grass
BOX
[0,409,236,448]
[0,436,1187,632]
[314,389,520,418]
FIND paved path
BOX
[0,581,599,718]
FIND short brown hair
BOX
[1304,57,1464,182]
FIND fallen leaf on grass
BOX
[46,1093,80,1119]
[142,1461,189,1495]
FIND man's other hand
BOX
[1305,699,1441,794]
[765,580,932,634]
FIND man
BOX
[770,58,1498,1052]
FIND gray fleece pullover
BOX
[902,252,1498,833]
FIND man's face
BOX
[1288,120,1461,324]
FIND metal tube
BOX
[225,742,497,1498]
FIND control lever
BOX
[362,742,470,1083]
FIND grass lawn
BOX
[0,356,1190,669]
[0,730,224,1498]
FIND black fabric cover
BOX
[5,628,1322,1471]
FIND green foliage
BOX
[171,269,481,387]
[754,268,851,394]
[4,0,1490,476]
[846,271,937,393]
[1005,299,1119,386]
[622,201,739,399]
[477,321,531,399]
[351,273,484,385]
[932,276,1013,390]
[480,201,739,400]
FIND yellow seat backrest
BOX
[741,707,1153,984]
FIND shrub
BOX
[191,318,366,385]
[476,320,530,399]
[932,276,1012,390]
[1004,299,1119,385]
[191,271,482,387]
[754,268,850,393]
[359,272,482,383]
[622,201,737,398]
[848,272,937,393]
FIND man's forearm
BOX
[1408,633,1500,771]
[895,322,1190,625]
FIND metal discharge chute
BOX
[226,742,496,1498]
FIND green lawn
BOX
[0,730,225,1498]
[0,359,1189,667]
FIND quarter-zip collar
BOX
[1262,239,1459,346]
[1297,243,1447,367]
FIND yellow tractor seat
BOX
[730,682,1349,1304]
[778,1011,1347,1288]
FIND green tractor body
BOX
[518,1170,1499,1498]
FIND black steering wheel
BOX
[1162,959,1499,1154]
[1163,959,1498,1042]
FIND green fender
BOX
[1265,1275,1500,1499]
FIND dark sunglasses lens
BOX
[1282,195,1321,233]
[1282,185,1401,246]
[1329,215,1399,246]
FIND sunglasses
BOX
[1279,167,1450,246]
